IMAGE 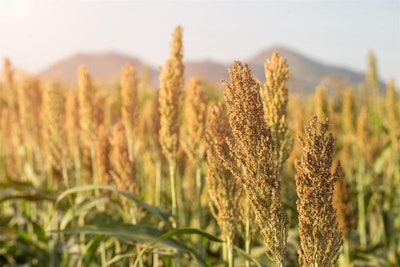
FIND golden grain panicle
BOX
[78,65,96,147]
[261,51,292,169]
[205,103,243,240]
[42,82,65,172]
[110,121,138,195]
[295,115,343,267]
[96,125,111,185]
[333,162,353,239]
[184,76,206,161]
[120,62,138,159]
[222,61,288,265]
[158,25,184,164]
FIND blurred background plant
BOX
[0,25,399,267]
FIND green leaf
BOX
[103,252,136,267]
[56,185,172,228]
[59,197,110,229]
[57,224,221,267]
[0,181,55,202]
[83,235,106,267]
[373,145,390,173]
[133,227,222,267]
[117,190,172,228]
[146,228,222,244]
[57,224,186,251]
[234,245,265,267]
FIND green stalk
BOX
[276,260,284,267]
[244,199,251,267]
[100,242,107,267]
[153,160,161,267]
[344,240,350,266]
[196,165,205,257]
[169,160,177,221]
[176,164,185,227]
[127,128,134,163]
[155,160,161,207]
[130,207,144,267]
[357,160,367,248]
[78,214,85,267]
[73,144,81,186]
[61,158,69,189]
[337,239,350,267]
[226,235,234,267]
[222,241,227,263]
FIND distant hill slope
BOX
[39,51,158,84]
[38,46,372,94]
[184,60,229,85]
[184,46,368,93]
[247,46,367,94]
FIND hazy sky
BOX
[0,0,399,82]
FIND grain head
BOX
[158,25,184,164]
[295,115,343,267]
[222,61,288,265]
[261,51,292,169]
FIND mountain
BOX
[184,46,368,93]
[184,60,229,85]
[38,46,370,94]
[39,51,158,84]
[247,46,367,94]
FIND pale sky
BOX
[0,0,399,82]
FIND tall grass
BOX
[0,27,399,267]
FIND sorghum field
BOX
[0,26,399,267]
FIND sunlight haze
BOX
[0,0,399,82]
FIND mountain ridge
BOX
[38,46,372,94]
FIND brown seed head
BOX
[356,106,380,165]
[222,61,288,264]
[3,58,17,112]
[205,103,243,240]
[65,91,79,160]
[42,83,65,171]
[17,75,29,140]
[341,89,356,134]
[295,115,343,267]
[96,125,111,185]
[110,121,138,195]
[4,58,13,89]
[120,62,138,157]
[184,77,206,161]
[386,79,399,135]
[78,65,96,147]
[366,50,379,92]
[158,25,184,163]
[261,51,292,169]
[315,85,329,122]
[333,162,353,239]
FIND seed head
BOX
[205,103,243,240]
[184,77,206,161]
[295,115,343,267]
[42,83,65,172]
[261,51,292,169]
[333,162,353,239]
[222,61,288,264]
[110,121,138,195]
[158,25,184,163]
[120,62,138,159]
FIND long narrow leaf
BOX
[56,185,172,228]
[133,228,222,267]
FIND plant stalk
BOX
[169,160,177,223]
[245,199,251,267]
[227,235,234,267]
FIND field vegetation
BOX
[0,26,399,267]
